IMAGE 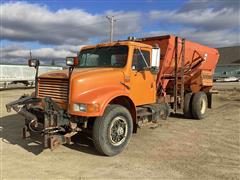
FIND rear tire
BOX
[192,92,208,119]
[93,104,133,156]
[183,93,193,118]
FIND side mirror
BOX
[66,57,78,66]
[151,48,160,74]
[28,59,40,68]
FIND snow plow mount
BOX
[6,96,78,150]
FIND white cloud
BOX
[0,1,142,64]
[1,0,239,66]
[7,48,74,59]
[150,8,239,31]
[1,2,142,45]
[0,44,85,65]
[148,28,239,47]
[149,0,240,47]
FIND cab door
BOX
[129,48,156,106]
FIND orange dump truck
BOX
[6,35,219,156]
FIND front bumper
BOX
[6,96,78,150]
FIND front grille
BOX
[38,78,69,102]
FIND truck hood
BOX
[39,68,125,100]
[71,68,126,106]
[39,68,124,81]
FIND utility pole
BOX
[29,50,32,59]
[106,15,116,42]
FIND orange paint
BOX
[37,35,219,117]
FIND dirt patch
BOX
[0,86,239,179]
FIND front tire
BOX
[192,92,208,119]
[93,104,133,156]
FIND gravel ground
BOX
[0,85,239,180]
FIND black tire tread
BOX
[183,93,193,118]
[192,92,207,119]
[93,104,133,156]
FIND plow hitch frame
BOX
[6,96,78,150]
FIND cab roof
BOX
[81,40,152,51]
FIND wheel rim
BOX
[200,98,207,114]
[109,116,128,146]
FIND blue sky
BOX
[6,0,187,13]
[1,0,239,64]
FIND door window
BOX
[132,49,150,70]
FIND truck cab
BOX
[38,41,161,123]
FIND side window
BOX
[132,49,150,70]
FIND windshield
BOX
[78,46,128,68]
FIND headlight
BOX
[73,103,87,112]
[73,103,99,113]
